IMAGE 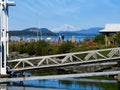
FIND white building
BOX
[99,24,120,46]
[100,24,120,33]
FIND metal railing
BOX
[8,47,120,71]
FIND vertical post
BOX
[0,0,15,75]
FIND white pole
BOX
[0,0,15,75]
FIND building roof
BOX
[99,24,120,33]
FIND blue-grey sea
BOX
[10,35,94,42]
[1,78,119,90]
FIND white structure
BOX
[0,0,15,75]
[100,24,120,33]
[8,47,120,71]
[99,24,120,46]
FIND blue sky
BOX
[9,0,120,31]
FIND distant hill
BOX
[23,27,54,34]
[9,27,56,36]
[57,27,103,36]
[58,31,80,36]
[9,27,103,37]
[76,27,103,34]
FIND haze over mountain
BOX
[9,27,103,36]
[57,27,103,36]
[52,24,103,35]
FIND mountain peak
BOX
[53,24,77,32]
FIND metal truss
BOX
[8,47,120,71]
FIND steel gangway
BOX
[8,47,120,71]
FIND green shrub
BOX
[58,41,74,54]
[93,34,105,44]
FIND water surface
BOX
[1,78,119,90]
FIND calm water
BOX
[1,78,120,90]
[10,35,95,42]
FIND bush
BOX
[113,32,120,45]
[9,38,115,56]
[34,40,50,56]
[93,34,105,44]
[58,41,74,54]
[26,42,36,55]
